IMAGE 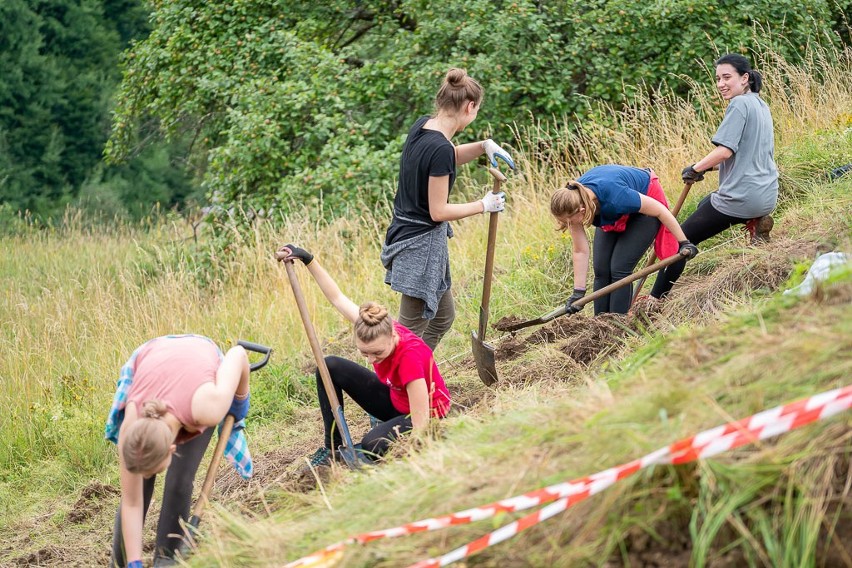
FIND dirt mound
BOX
[68,481,119,523]
[446,375,497,411]
[12,546,61,566]
[496,313,638,366]
[493,315,526,332]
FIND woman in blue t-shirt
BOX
[380,68,514,351]
[650,53,779,301]
[551,165,697,314]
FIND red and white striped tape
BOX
[284,385,852,568]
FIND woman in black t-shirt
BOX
[380,68,514,351]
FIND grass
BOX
[1,43,851,566]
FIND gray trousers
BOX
[397,289,455,351]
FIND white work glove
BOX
[482,139,515,170]
[480,190,506,213]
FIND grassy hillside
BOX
[0,46,850,566]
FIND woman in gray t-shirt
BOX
[650,53,778,301]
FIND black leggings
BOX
[592,214,660,314]
[651,194,749,299]
[317,356,411,458]
[110,427,214,566]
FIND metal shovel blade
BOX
[338,445,368,468]
[333,408,372,468]
[471,330,498,386]
[470,167,506,387]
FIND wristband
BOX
[128,561,143,568]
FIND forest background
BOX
[2,0,851,227]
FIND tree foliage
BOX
[0,0,197,220]
[107,0,848,217]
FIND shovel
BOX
[471,167,508,387]
[171,340,272,564]
[497,251,690,333]
[283,260,369,468]
[630,181,694,307]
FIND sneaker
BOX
[306,446,336,468]
[745,215,773,245]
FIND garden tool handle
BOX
[631,181,695,305]
[578,250,690,309]
[283,260,358,454]
[283,261,344,411]
[478,168,506,338]
[237,339,272,372]
[190,414,235,521]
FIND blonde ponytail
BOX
[550,181,597,228]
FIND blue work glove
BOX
[565,288,586,314]
[480,190,506,213]
[228,393,250,421]
[482,139,515,170]
[275,243,313,265]
[127,561,143,568]
[681,164,705,182]
[678,240,699,259]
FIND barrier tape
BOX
[284,385,852,568]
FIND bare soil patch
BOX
[67,481,119,524]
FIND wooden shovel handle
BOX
[191,414,234,519]
[478,168,506,338]
[574,250,689,309]
[284,261,347,425]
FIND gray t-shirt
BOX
[710,92,778,218]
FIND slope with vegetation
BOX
[0,45,850,566]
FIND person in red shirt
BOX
[276,244,451,467]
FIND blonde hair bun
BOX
[434,67,483,114]
[358,302,389,326]
[122,399,172,474]
[142,399,168,419]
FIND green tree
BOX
[0,0,197,221]
[0,0,120,215]
[106,0,849,219]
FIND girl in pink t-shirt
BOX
[276,244,451,467]
[109,335,250,567]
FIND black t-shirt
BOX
[385,116,456,244]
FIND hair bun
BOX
[141,399,167,419]
[445,67,467,87]
[358,302,389,326]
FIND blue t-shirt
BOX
[577,165,650,227]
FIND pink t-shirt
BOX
[372,323,451,417]
[126,335,221,444]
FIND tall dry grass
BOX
[1,42,850,564]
